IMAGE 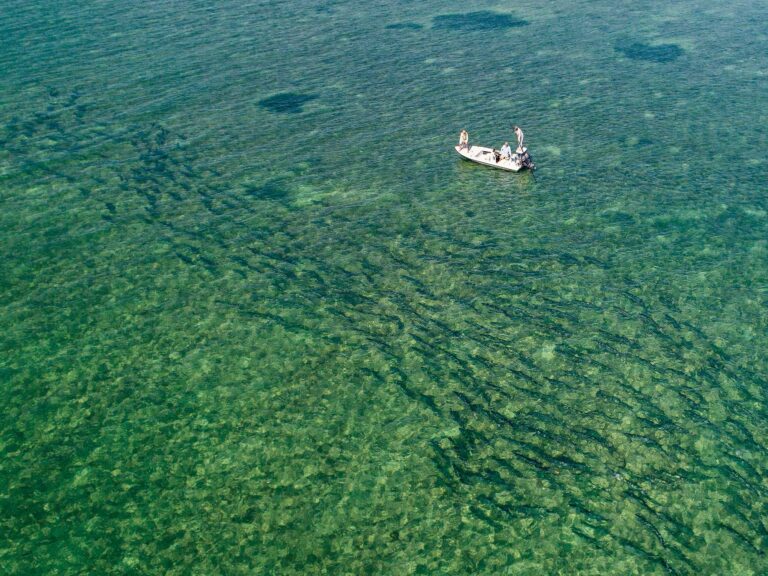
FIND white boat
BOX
[455,144,534,172]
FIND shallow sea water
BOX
[1,0,767,574]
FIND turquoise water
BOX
[2,0,767,574]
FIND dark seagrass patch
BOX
[616,42,684,63]
[386,22,424,30]
[258,93,318,114]
[432,11,528,31]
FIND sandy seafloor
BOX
[1,0,767,574]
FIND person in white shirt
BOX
[513,125,524,152]
[458,129,469,150]
[500,141,512,160]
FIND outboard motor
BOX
[520,147,535,170]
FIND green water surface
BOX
[1,0,767,574]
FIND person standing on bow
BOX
[458,129,469,150]
[513,125,525,152]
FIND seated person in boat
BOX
[458,129,469,150]
[500,141,512,160]
[493,149,502,163]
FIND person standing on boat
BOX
[513,125,525,152]
[459,129,469,150]
[500,141,512,160]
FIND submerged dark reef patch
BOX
[432,11,528,31]
[258,93,318,114]
[385,22,424,30]
[244,180,290,201]
[616,42,684,63]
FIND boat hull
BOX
[455,145,526,172]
